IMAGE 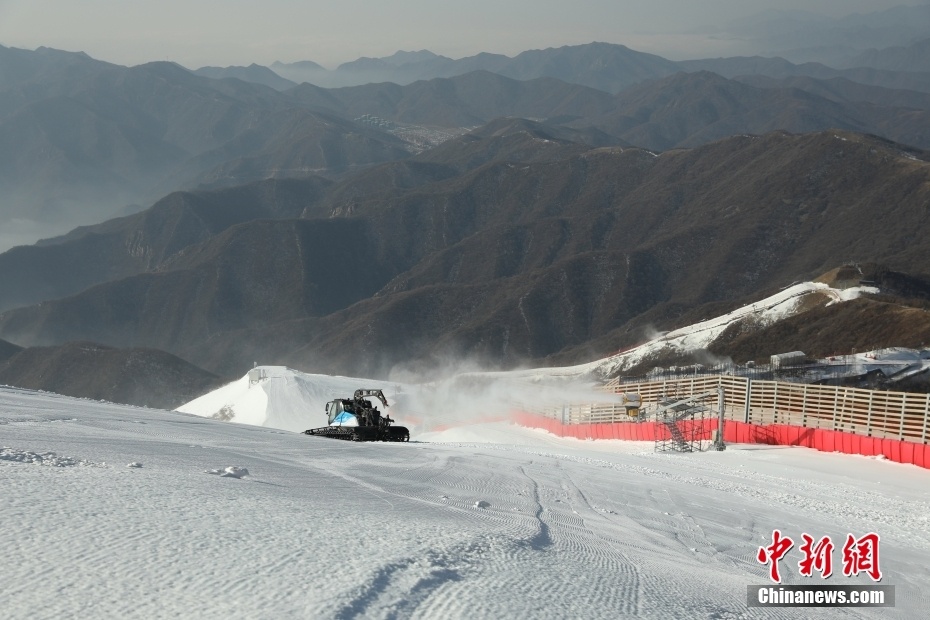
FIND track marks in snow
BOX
[552,463,643,616]
[6,394,923,619]
[498,445,930,547]
[517,464,552,550]
[414,440,909,617]
[392,444,754,616]
[333,547,466,619]
[324,450,659,618]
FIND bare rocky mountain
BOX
[0,46,662,252]
[732,74,930,111]
[284,67,930,154]
[411,117,626,172]
[183,108,412,190]
[0,337,21,363]
[2,129,928,379]
[0,118,609,314]
[283,69,930,153]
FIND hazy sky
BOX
[0,0,916,68]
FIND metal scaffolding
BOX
[654,389,723,453]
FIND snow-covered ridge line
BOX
[585,282,878,378]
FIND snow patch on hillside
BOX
[582,282,877,377]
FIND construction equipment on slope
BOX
[304,389,410,442]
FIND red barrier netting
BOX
[510,411,930,470]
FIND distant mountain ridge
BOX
[7,38,930,252]
[268,42,678,92]
[678,56,930,94]
[0,176,334,313]
[842,37,930,73]
[282,69,930,153]
[0,339,223,409]
[263,5,930,87]
[702,4,930,67]
[263,41,930,95]
[194,63,297,90]
[288,71,618,127]
[570,70,930,152]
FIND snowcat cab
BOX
[304,389,409,442]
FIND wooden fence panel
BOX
[596,375,929,444]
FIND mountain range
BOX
[2,32,930,407]
[265,4,930,90]
[1,124,928,383]
[0,46,409,247]
[4,40,930,254]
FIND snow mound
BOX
[177,366,400,433]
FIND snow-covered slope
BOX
[3,386,929,618]
[581,281,879,378]
[453,281,923,385]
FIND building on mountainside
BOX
[770,351,806,369]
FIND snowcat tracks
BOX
[303,426,410,442]
[388,427,410,442]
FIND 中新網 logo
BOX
[757,530,882,583]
